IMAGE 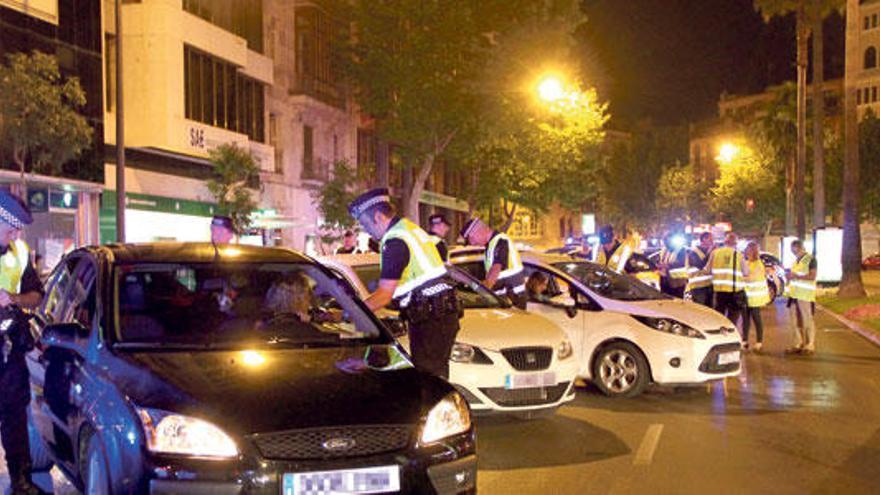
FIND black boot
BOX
[9,461,45,495]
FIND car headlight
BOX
[450,342,493,364]
[420,393,472,445]
[632,316,705,339]
[558,339,573,360]
[137,408,238,459]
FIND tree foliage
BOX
[656,163,709,226]
[859,110,880,223]
[0,50,93,183]
[311,160,371,246]
[206,143,260,233]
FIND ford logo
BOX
[322,437,357,452]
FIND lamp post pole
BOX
[115,0,126,242]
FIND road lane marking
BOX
[633,424,664,466]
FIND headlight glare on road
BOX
[420,393,472,445]
[632,315,705,339]
[137,408,238,458]
[558,339,573,360]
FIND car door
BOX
[28,255,79,459]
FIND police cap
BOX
[429,213,449,227]
[460,217,480,239]
[211,215,235,232]
[0,190,33,229]
[348,188,392,220]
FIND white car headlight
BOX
[632,316,705,339]
[558,339,573,360]
[420,393,472,445]
[137,408,238,459]
[449,342,493,364]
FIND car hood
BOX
[456,308,566,351]
[113,346,447,436]
[615,299,734,330]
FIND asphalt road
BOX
[2,300,879,494]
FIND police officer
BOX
[460,218,527,310]
[785,239,817,355]
[0,191,45,494]
[686,232,715,307]
[706,232,750,327]
[210,215,236,245]
[334,230,362,254]
[426,213,450,262]
[658,233,689,298]
[595,225,632,273]
[349,188,460,378]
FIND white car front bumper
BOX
[643,330,743,385]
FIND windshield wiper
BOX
[113,341,216,351]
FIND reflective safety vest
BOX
[380,218,447,305]
[687,246,713,291]
[596,242,631,273]
[786,253,817,302]
[744,259,770,307]
[0,239,30,294]
[661,247,689,281]
[485,233,525,296]
[635,270,661,290]
[711,246,745,293]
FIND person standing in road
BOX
[658,233,689,298]
[743,241,770,352]
[595,225,632,273]
[210,215,236,245]
[0,191,46,495]
[426,213,451,262]
[706,232,749,328]
[785,240,817,355]
[687,232,715,307]
[334,230,362,254]
[349,188,460,377]
[460,217,527,309]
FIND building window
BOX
[184,45,265,142]
[269,114,283,174]
[104,33,116,112]
[866,16,871,30]
[357,128,376,176]
[858,88,862,105]
[874,86,878,103]
[293,4,342,107]
[182,0,263,53]
[866,47,877,70]
[302,125,315,179]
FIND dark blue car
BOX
[26,243,476,494]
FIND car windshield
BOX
[551,261,670,301]
[114,262,388,348]
[352,264,504,309]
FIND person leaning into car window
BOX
[0,190,45,495]
[460,217,527,310]
[349,188,461,378]
[526,272,552,304]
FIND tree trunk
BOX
[400,131,456,221]
[795,2,809,240]
[840,0,866,297]
[785,153,795,235]
[13,146,27,192]
[812,0,826,229]
[501,201,517,232]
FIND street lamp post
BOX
[115,0,126,243]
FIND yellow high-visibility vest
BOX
[744,259,770,307]
[687,246,713,291]
[711,246,745,293]
[786,253,816,302]
[0,239,30,294]
[596,242,631,273]
[485,232,525,295]
[380,218,447,304]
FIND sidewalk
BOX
[817,271,880,348]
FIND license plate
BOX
[282,465,400,495]
[504,371,556,389]
[717,351,740,366]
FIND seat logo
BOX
[526,353,537,364]
[322,437,356,452]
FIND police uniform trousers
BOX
[0,352,33,477]
[409,313,460,379]
[715,291,746,328]
[691,287,713,307]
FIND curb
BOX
[817,304,880,349]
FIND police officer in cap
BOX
[426,213,450,262]
[595,225,631,273]
[210,215,236,245]
[0,191,45,494]
[460,217,527,310]
[349,188,460,378]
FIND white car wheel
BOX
[593,342,649,398]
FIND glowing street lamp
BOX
[537,75,565,103]
[716,142,740,164]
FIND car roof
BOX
[318,252,381,267]
[86,242,313,264]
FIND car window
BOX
[63,257,97,331]
[353,263,504,310]
[456,261,486,281]
[114,262,388,348]
[552,261,670,301]
[41,256,78,324]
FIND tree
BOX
[859,110,880,232]
[206,143,260,234]
[0,50,93,186]
[840,0,865,297]
[656,163,709,226]
[311,160,371,249]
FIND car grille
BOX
[479,382,570,407]
[251,425,412,460]
[699,343,742,373]
[501,346,553,371]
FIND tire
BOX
[508,406,559,421]
[82,433,111,495]
[27,409,53,472]
[592,342,649,398]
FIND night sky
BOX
[578,0,845,126]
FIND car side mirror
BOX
[41,322,89,354]
[382,317,407,338]
[565,305,578,319]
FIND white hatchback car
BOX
[320,254,580,418]
[451,250,742,398]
